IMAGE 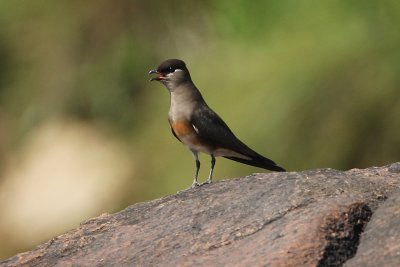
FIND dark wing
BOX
[191,104,286,172]
[191,104,253,155]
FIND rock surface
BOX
[1,163,400,267]
[345,189,400,266]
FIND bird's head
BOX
[148,59,191,89]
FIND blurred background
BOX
[0,0,399,259]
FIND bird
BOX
[148,59,285,188]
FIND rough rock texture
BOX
[345,190,400,265]
[1,163,400,267]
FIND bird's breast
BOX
[169,119,212,154]
[171,121,195,137]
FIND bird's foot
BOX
[191,181,200,188]
[200,180,212,186]
[177,181,200,193]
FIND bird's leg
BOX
[191,150,200,188]
[204,154,215,185]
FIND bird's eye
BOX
[168,66,175,73]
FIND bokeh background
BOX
[0,0,399,259]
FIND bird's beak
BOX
[148,69,164,82]
[148,69,157,75]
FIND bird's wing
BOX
[190,105,255,156]
[191,104,285,172]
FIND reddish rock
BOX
[1,164,399,267]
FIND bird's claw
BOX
[191,181,200,188]
[177,180,212,194]
[177,182,199,193]
[200,180,212,186]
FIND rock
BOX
[1,164,399,267]
[345,189,400,267]
[388,162,400,173]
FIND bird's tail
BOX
[224,154,286,172]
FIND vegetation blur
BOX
[0,0,399,259]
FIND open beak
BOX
[148,69,164,82]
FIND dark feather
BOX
[224,156,286,172]
[157,59,187,74]
[191,104,285,171]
